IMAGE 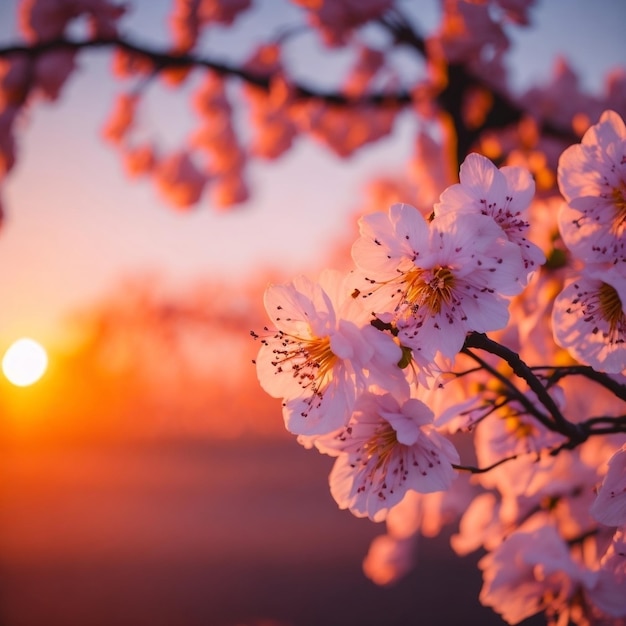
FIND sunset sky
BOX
[0,4,625,625]
[0,0,624,349]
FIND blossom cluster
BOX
[2,0,625,217]
[254,111,626,625]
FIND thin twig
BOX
[453,453,519,474]
[461,345,555,431]
[531,365,626,402]
[464,333,585,442]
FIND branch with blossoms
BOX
[2,0,619,216]
[253,110,626,625]
[2,1,626,623]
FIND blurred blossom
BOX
[32,49,77,101]
[362,534,415,586]
[153,151,208,208]
[102,92,139,144]
[591,445,626,527]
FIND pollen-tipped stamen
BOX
[363,423,399,470]
[611,182,626,234]
[598,281,625,338]
[303,335,337,388]
[403,266,456,315]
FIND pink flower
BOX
[0,106,18,178]
[32,50,76,101]
[351,203,525,360]
[451,492,502,556]
[435,152,545,280]
[343,45,385,98]
[585,528,626,618]
[169,0,201,52]
[520,57,598,134]
[123,144,156,178]
[552,264,626,373]
[294,100,397,158]
[197,0,251,26]
[254,270,405,437]
[209,172,249,209]
[19,0,125,42]
[557,109,626,267]
[192,72,231,123]
[429,0,509,67]
[292,0,393,47]
[19,0,77,41]
[0,57,31,108]
[479,525,597,625]
[591,445,626,527]
[473,387,567,470]
[153,151,208,208]
[407,126,457,211]
[102,93,139,145]
[362,534,415,586]
[314,391,459,521]
[191,122,245,176]
[246,76,298,160]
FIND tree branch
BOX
[461,345,557,432]
[0,31,579,162]
[0,36,412,107]
[531,365,626,402]
[453,452,519,474]
[463,332,586,442]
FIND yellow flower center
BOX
[301,335,337,389]
[403,266,456,315]
[363,423,398,470]
[598,281,625,337]
[611,182,626,234]
[267,331,338,405]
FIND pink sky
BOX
[0,0,624,348]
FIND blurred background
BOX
[0,1,624,624]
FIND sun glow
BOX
[2,338,49,387]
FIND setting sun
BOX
[2,338,49,387]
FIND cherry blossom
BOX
[3,1,626,621]
[585,528,626,619]
[123,144,156,178]
[557,109,626,268]
[352,203,525,360]
[552,264,626,374]
[428,0,509,66]
[478,525,598,625]
[362,534,415,586]
[591,444,626,527]
[0,106,18,178]
[32,50,76,102]
[292,0,394,47]
[343,45,386,98]
[246,75,298,160]
[19,0,125,42]
[451,492,502,556]
[169,0,252,53]
[153,151,208,208]
[253,270,405,437]
[295,100,398,158]
[102,93,139,145]
[311,391,459,521]
[435,152,546,279]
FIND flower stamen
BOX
[363,423,399,470]
[598,281,626,339]
[611,182,626,234]
[403,266,456,315]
